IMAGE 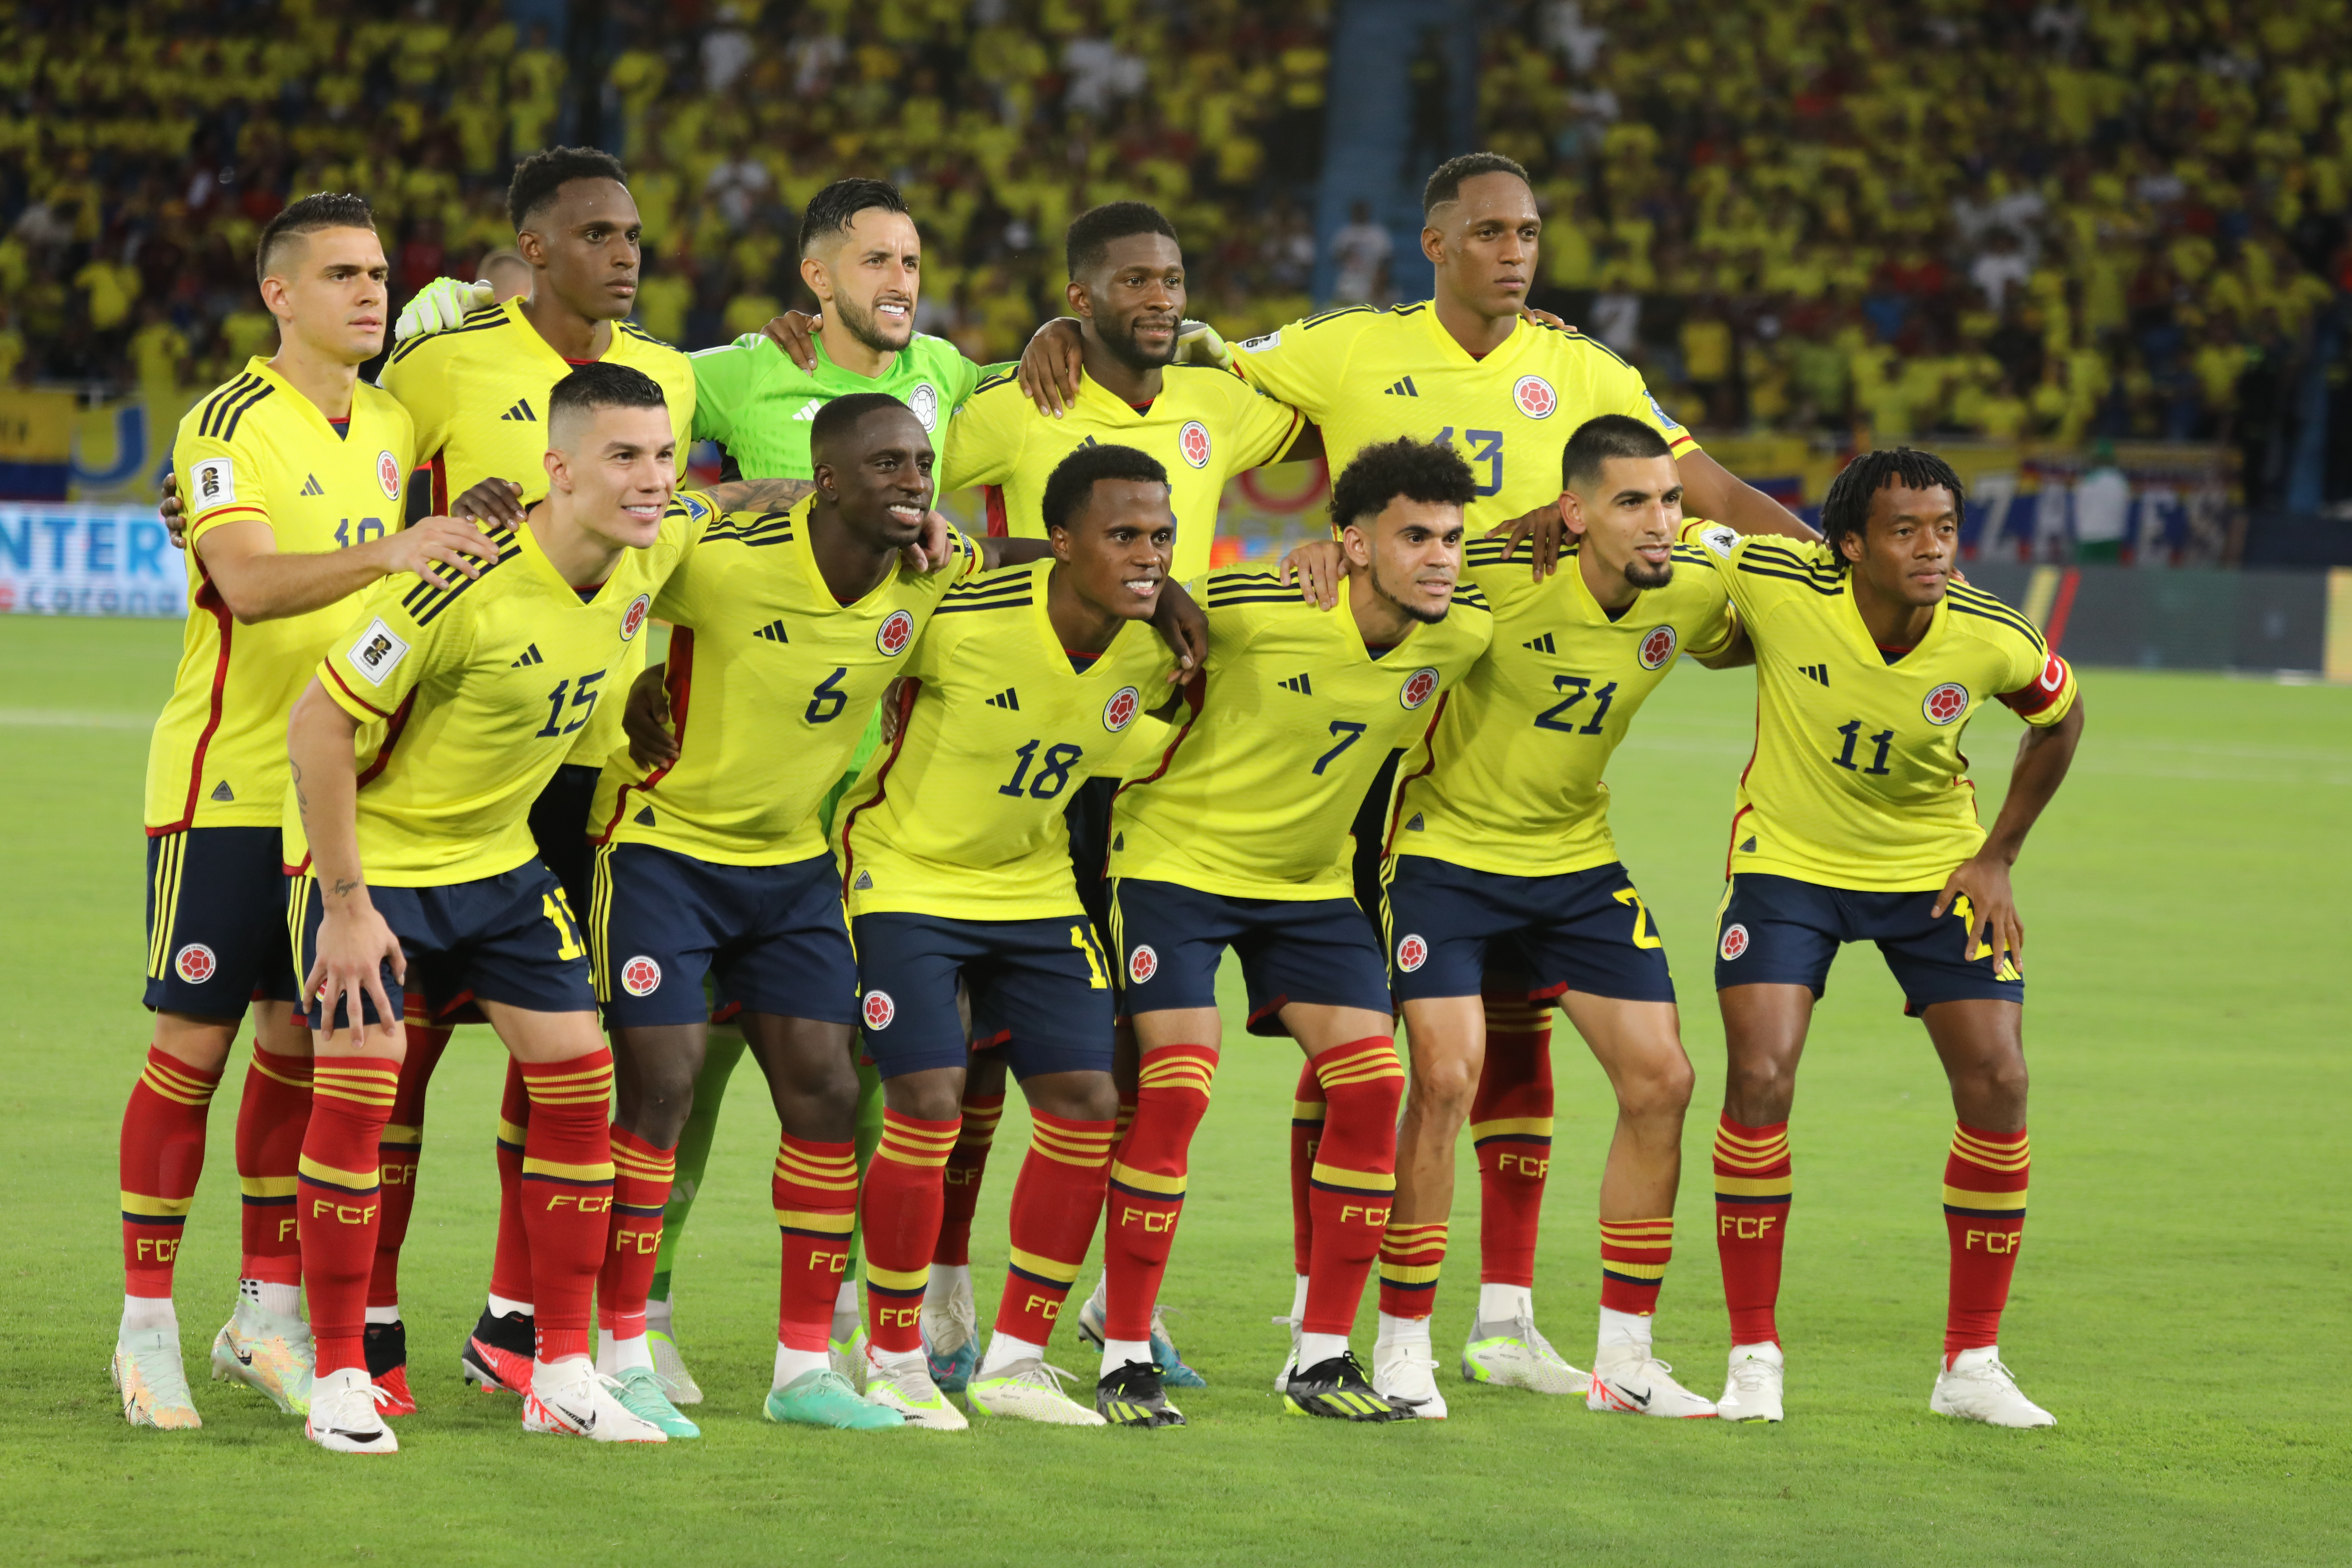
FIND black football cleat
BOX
[1097,1359,1187,1427]
[460,1307,535,1395]
[1284,1351,1412,1422]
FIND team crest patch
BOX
[348,617,410,686]
[620,956,662,997]
[1177,420,1211,469]
[907,382,940,431]
[877,608,915,655]
[1395,933,1429,972]
[1719,923,1750,961]
[1513,374,1558,419]
[1923,682,1970,725]
[377,450,402,500]
[173,944,217,984]
[190,456,234,508]
[1399,666,1440,708]
[1639,625,1678,669]
[1127,945,1159,984]
[1102,685,1141,732]
[620,594,652,641]
[862,990,896,1030]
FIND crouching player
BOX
[284,364,701,1452]
[1697,448,2082,1427]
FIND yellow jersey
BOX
[1111,570,1493,901]
[938,364,1303,581]
[296,504,705,886]
[590,493,979,867]
[147,359,415,833]
[1232,303,1697,533]
[1699,527,2080,891]
[836,559,1177,920]
[1390,532,1737,878]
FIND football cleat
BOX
[1588,1343,1718,1418]
[111,1326,201,1430]
[1269,1312,1302,1392]
[644,1296,703,1406]
[968,1358,1108,1426]
[363,1319,415,1416]
[921,1286,980,1394]
[830,1323,871,1393]
[522,1360,667,1443]
[1075,1283,1207,1390]
[461,1307,534,1395]
[1716,1341,1785,1423]
[864,1351,967,1430]
[1372,1339,1448,1419]
[1096,1359,1185,1427]
[304,1366,396,1455]
[209,1298,314,1416]
[612,1365,701,1437]
[1461,1313,1588,1395]
[1285,1351,1412,1422]
[1930,1348,2055,1429]
[765,1368,907,1430]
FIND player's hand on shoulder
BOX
[1487,495,1577,580]
[158,467,186,551]
[1933,855,2023,978]
[1016,317,1085,417]
[760,309,824,373]
[624,663,680,769]
[1522,306,1572,331]
[449,478,527,528]
[394,276,493,343]
[1150,579,1208,681]
[378,516,503,589]
[1278,539,1348,610]
[900,509,957,573]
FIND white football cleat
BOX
[864,1349,968,1430]
[1270,1312,1301,1392]
[1588,1342,1717,1417]
[112,1326,202,1430]
[1717,1342,1785,1422]
[1372,1339,1448,1419]
[967,1358,1108,1426]
[830,1323,871,1393]
[1931,1347,2054,1429]
[304,1366,396,1454]
[522,1359,668,1443]
[920,1282,979,1394]
[644,1295,703,1406]
[210,1296,314,1415]
[1461,1312,1588,1394]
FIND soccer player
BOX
[114,192,497,1431]
[1695,449,2082,1427]
[1104,438,1492,1422]
[285,362,699,1454]
[835,443,1187,1429]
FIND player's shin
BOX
[120,1046,222,1316]
[1289,1059,1325,1283]
[1942,1124,2029,1359]
[1713,1113,1792,1347]
[366,1025,447,1320]
[297,1055,401,1379]
[648,1031,744,1307]
[1472,1001,1554,1320]
[596,1128,673,1371]
[488,1058,534,1313]
[986,1110,1115,1368]
[1104,1045,1216,1342]
[860,1109,961,1356]
[1300,1038,1406,1364]
[516,1050,617,1367]
[932,1091,1004,1278]
[774,1133,859,1383]
[233,1043,311,1309]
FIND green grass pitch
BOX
[1,615,2345,1566]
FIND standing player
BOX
[1696,449,2082,1427]
[113,193,496,1430]
[836,444,1184,1429]
[285,363,699,1454]
[1104,439,1492,1422]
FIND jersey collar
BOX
[1339,574,1425,661]
[511,514,626,607]
[1024,557,1136,676]
[501,297,611,381]
[1072,369,1157,423]
[1417,300,1529,370]
[245,355,364,440]
[1835,582,1948,666]
[787,493,911,614]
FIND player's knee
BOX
[1620,1051,1695,1122]
[886,1076,964,1125]
[1966,1054,2029,1115]
[1404,1052,1477,1123]
[1722,1051,1796,1121]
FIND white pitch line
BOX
[0,709,152,731]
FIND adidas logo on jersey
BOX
[1278,673,1313,695]
[1799,663,1830,687]
[754,619,790,643]
[512,644,545,667]
[1739,836,1758,853]
[791,399,823,421]
[1522,632,1557,654]
[209,780,235,803]
[299,474,324,497]
[635,807,657,826]
[1403,812,1424,831]
[1383,377,1419,397]
[499,399,537,422]
[986,688,1021,710]
[853,871,873,890]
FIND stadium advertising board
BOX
[0,504,188,618]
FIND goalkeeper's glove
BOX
[1173,318,1235,371]
[393,277,496,343]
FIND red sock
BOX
[1378,1221,1448,1321]
[1104,1045,1214,1340]
[860,1110,959,1354]
[1714,1113,1792,1345]
[932,1092,1004,1268]
[517,1052,615,1364]
[1599,1218,1675,1314]
[1302,1038,1404,1337]
[1473,999,1553,1288]
[231,1044,310,1289]
[119,1048,222,1299]
[1943,1124,2029,1357]
[774,1133,858,1353]
[298,1057,399,1376]
[1289,1059,1325,1277]
[596,1127,672,1341]
[995,1111,1115,1346]
[488,1058,533,1308]
[368,1026,447,1309]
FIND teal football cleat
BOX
[765,1368,907,1430]
[611,1365,701,1438]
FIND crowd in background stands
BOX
[1479,1,2352,459]
[0,0,1330,400]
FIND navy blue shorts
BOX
[143,827,299,1018]
[1109,877,1391,1037]
[853,912,1114,1080]
[1383,855,1677,1004]
[589,844,859,1029]
[293,859,594,1030]
[1713,873,2024,1014]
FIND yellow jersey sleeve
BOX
[1586,334,1700,456]
[1231,307,1376,421]
[936,374,1026,493]
[175,380,274,547]
[1218,369,1307,470]
[314,555,485,727]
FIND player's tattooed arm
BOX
[759,309,826,373]
[1932,695,2085,978]
[1014,318,1088,417]
[621,663,681,769]
[700,476,816,514]
[288,679,406,1044]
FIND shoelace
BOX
[997,1359,1086,1400]
[1512,1313,1570,1366]
[1382,1350,1442,1391]
[1728,1356,1778,1392]
[871,1355,944,1402]
[319,1375,394,1427]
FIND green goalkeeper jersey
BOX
[688,329,1002,480]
